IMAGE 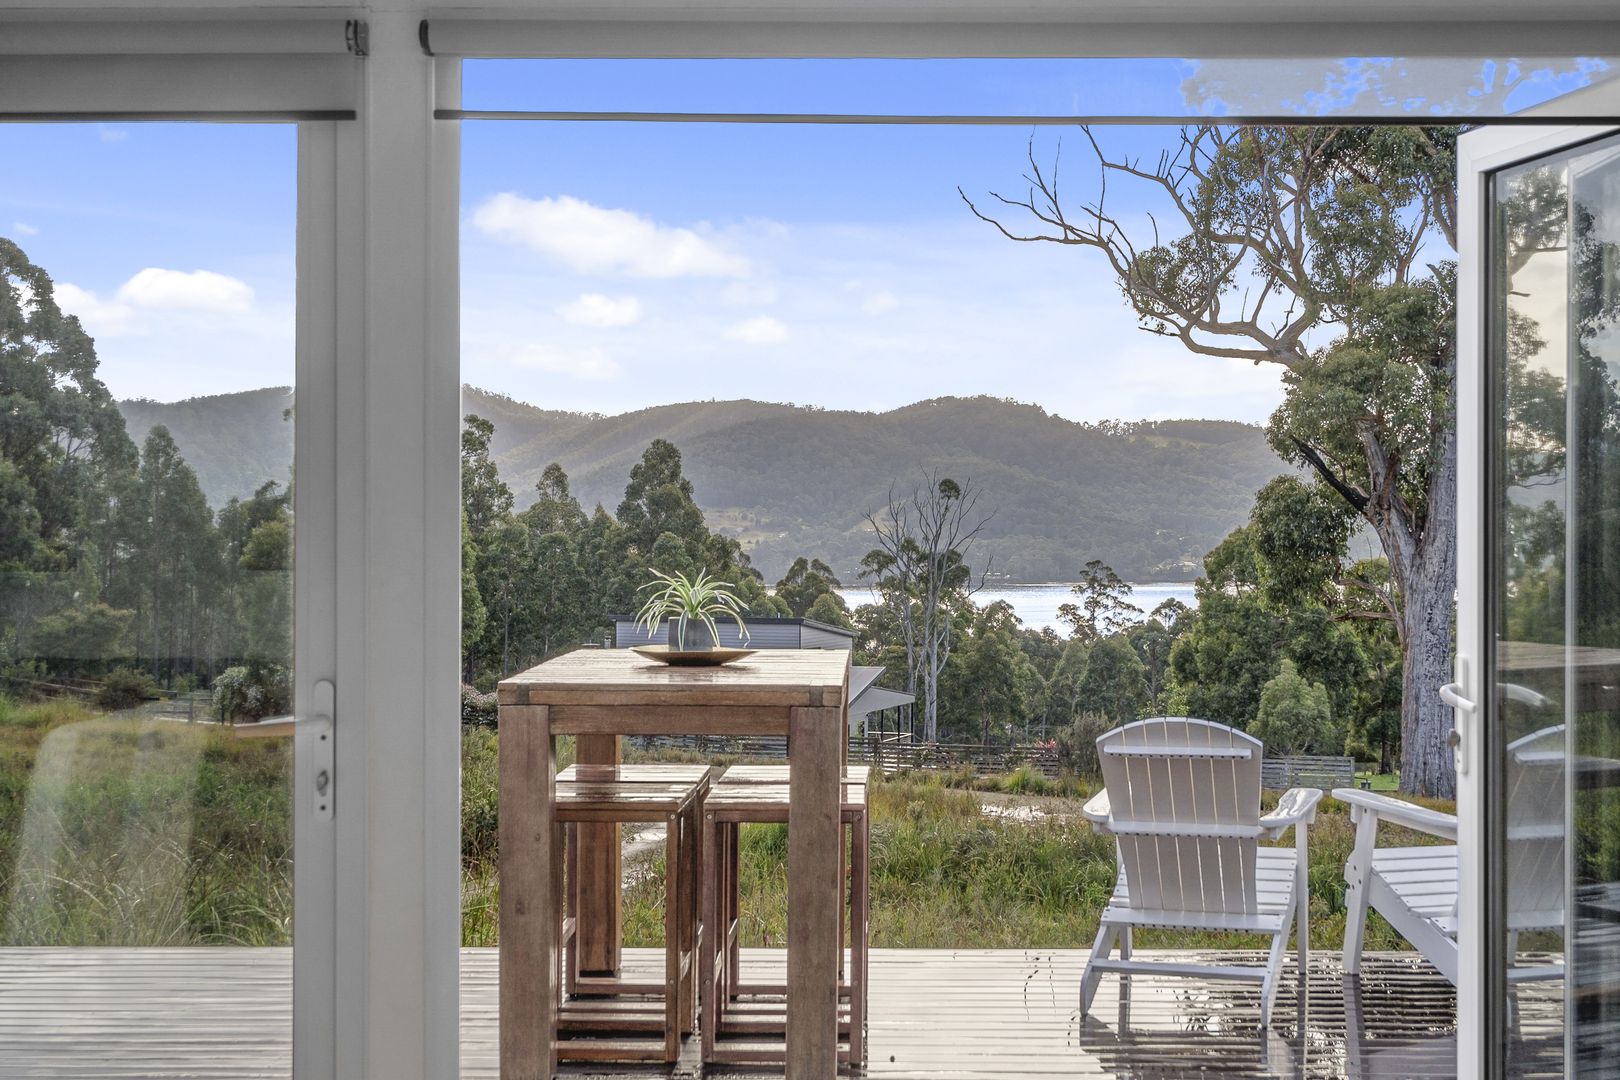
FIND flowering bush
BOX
[212,664,290,724]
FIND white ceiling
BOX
[2,0,1617,20]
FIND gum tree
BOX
[967,126,1461,795]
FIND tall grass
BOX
[0,694,292,946]
[614,772,1442,951]
[0,695,1455,954]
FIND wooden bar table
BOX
[498,648,850,1080]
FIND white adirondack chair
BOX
[1079,717,1324,1025]
[1334,725,1567,987]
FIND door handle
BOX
[304,678,336,821]
[1439,682,1476,714]
[1440,656,1474,777]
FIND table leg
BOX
[701,809,719,1064]
[499,702,558,1080]
[573,733,622,979]
[787,705,842,1077]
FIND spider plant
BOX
[634,568,751,651]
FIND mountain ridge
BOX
[117,386,1289,583]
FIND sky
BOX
[2,55,1611,424]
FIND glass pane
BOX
[0,124,296,1075]
[465,56,1620,119]
[1567,136,1620,1078]
[1492,147,1572,1076]
[1492,131,1620,1076]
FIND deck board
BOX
[0,947,1566,1078]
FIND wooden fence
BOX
[627,734,1060,778]
[1260,754,1355,791]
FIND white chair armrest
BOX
[1081,789,1111,833]
[1259,787,1324,839]
[1332,788,1458,840]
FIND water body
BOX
[835,581,1198,635]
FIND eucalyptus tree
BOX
[860,472,993,743]
[1056,559,1141,643]
[774,556,843,618]
[968,126,1463,796]
[0,238,138,655]
[942,600,1038,744]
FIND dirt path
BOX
[975,789,1085,822]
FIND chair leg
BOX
[1259,923,1290,1026]
[1296,829,1310,982]
[1119,926,1132,961]
[1341,812,1377,977]
[1079,922,1120,1017]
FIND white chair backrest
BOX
[1504,725,1567,924]
[1097,717,1264,915]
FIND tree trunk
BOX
[1392,425,1459,800]
[1399,589,1456,798]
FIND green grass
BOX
[0,693,293,946]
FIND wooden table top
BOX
[705,782,869,814]
[499,647,851,708]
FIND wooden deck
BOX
[0,947,1565,1078]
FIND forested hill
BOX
[119,388,295,505]
[117,387,1290,583]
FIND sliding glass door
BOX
[1462,124,1620,1079]
[0,119,338,1078]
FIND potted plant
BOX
[635,568,751,652]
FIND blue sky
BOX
[2,56,1610,422]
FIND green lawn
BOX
[1355,769,1401,791]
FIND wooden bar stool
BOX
[700,774,870,1068]
[553,766,708,1064]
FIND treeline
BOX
[1,238,292,717]
[853,474,1405,772]
[459,417,805,685]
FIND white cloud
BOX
[508,343,621,381]
[53,282,134,330]
[11,222,39,237]
[862,289,899,315]
[558,292,642,328]
[97,126,129,144]
[116,268,254,313]
[724,315,788,346]
[471,193,750,279]
[720,281,778,305]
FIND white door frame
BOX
[1456,121,1619,1080]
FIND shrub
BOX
[1251,659,1333,755]
[212,664,290,724]
[461,684,497,729]
[1054,711,1113,779]
[95,666,157,710]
